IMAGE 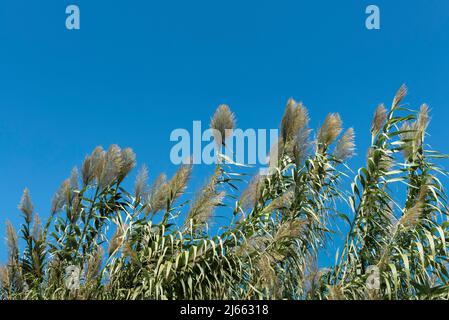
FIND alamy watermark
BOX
[170,121,279,175]
[365,265,380,290]
[64,5,379,31]
[65,265,81,292]
[66,5,80,30]
[356,264,381,290]
[365,5,380,30]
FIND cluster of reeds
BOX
[0,86,448,300]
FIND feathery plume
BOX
[81,155,93,186]
[400,105,430,160]
[327,285,345,300]
[280,99,310,144]
[392,84,407,110]
[134,165,149,201]
[100,144,123,187]
[267,139,282,173]
[240,174,264,210]
[317,113,343,149]
[0,265,9,288]
[263,189,294,213]
[274,220,307,243]
[371,104,387,135]
[257,254,276,283]
[108,227,124,256]
[119,147,136,182]
[294,126,311,164]
[91,146,107,183]
[69,167,79,190]
[334,128,355,161]
[167,163,192,202]
[6,221,19,264]
[51,179,70,214]
[400,122,416,160]
[210,104,236,147]
[399,200,423,229]
[187,168,225,227]
[145,173,168,214]
[32,214,42,242]
[281,98,297,143]
[18,188,34,224]
[417,103,430,134]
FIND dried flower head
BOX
[399,200,423,229]
[6,221,19,264]
[210,104,236,147]
[263,189,294,213]
[280,98,296,141]
[91,146,107,183]
[0,265,9,288]
[274,219,307,243]
[327,285,345,300]
[371,104,387,135]
[294,126,311,164]
[134,165,149,201]
[267,139,282,173]
[317,113,343,149]
[32,214,42,242]
[187,168,225,228]
[334,128,355,161]
[81,155,93,186]
[69,167,79,190]
[51,179,71,214]
[145,173,168,214]
[99,145,123,187]
[256,254,276,284]
[168,163,192,202]
[240,174,264,211]
[119,147,136,182]
[108,227,124,256]
[417,103,430,135]
[400,121,420,160]
[18,188,34,224]
[281,99,308,139]
[392,84,407,109]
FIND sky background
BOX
[0,0,448,264]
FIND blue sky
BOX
[0,0,449,264]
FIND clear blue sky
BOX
[1,0,448,264]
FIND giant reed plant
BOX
[0,86,447,300]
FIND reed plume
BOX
[145,173,168,214]
[167,163,192,202]
[187,167,225,228]
[6,221,19,264]
[210,104,236,147]
[334,128,355,161]
[317,113,342,151]
[18,188,34,224]
[371,104,387,135]
[240,174,264,210]
[134,165,149,202]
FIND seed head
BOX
[210,104,236,147]
[334,128,355,161]
[317,113,343,149]
[371,104,387,135]
[18,188,34,224]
